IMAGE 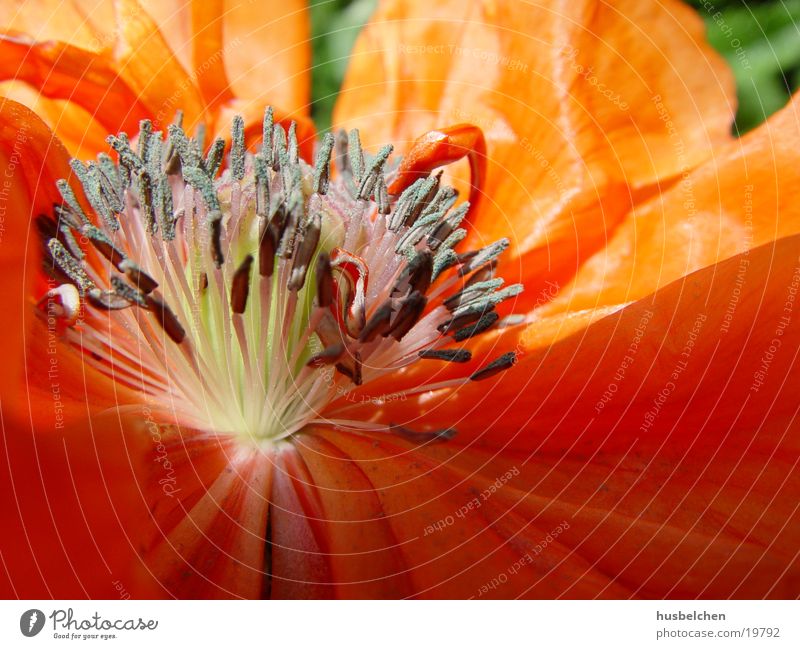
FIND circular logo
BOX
[20,609,45,637]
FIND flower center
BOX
[38,109,521,446]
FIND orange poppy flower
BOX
[1,0,799,600]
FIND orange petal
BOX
[0,80,112,161]
[314,429,553,598]
[312,429,647,597]
[293,434,413,597]
[189,0,235,110]
[144,432,272,598]
[218,0,311,117]
[1,1,208,153]
[0,409,158,598]
[188,0,311,119]
[323,236,800,596]
[270,451,335,598]
[334,0,735,296]
[0,32,151,138]
[544,92,800,315]
[4,0,116,52]
[0,99,71,423]
[114,0,206,130]
[369,234,800,458]
[388,124,486,211]
[404,439,799,597]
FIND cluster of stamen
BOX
[37,108,521,445]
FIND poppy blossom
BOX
[1,0,799,600]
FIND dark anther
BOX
[277,201,299,259]
[391,250,432,297]
[315,253,334,308]
[439,303,495,334]
[419,348,472,363]
[231,255,254,314]
[358,301,394,343]
[306,343,344,367]
[335,362,355,382]
[470,351,517,381]
[146,294,186,344]
[209,210,224,268]
[386,291,427,341]
[87,288,131,310]
[86,287,131,311]
[59,226,84,261]
[258,219,279,277]
[110,276,147,307]
[35,214,58,242]
[453,311,500,342]
[353,351,363,386]
[288,212,321,291]
[82,225,125,268]
[118,259,158,294]
[406,250,434,295]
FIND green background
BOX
[309,0,800,134]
